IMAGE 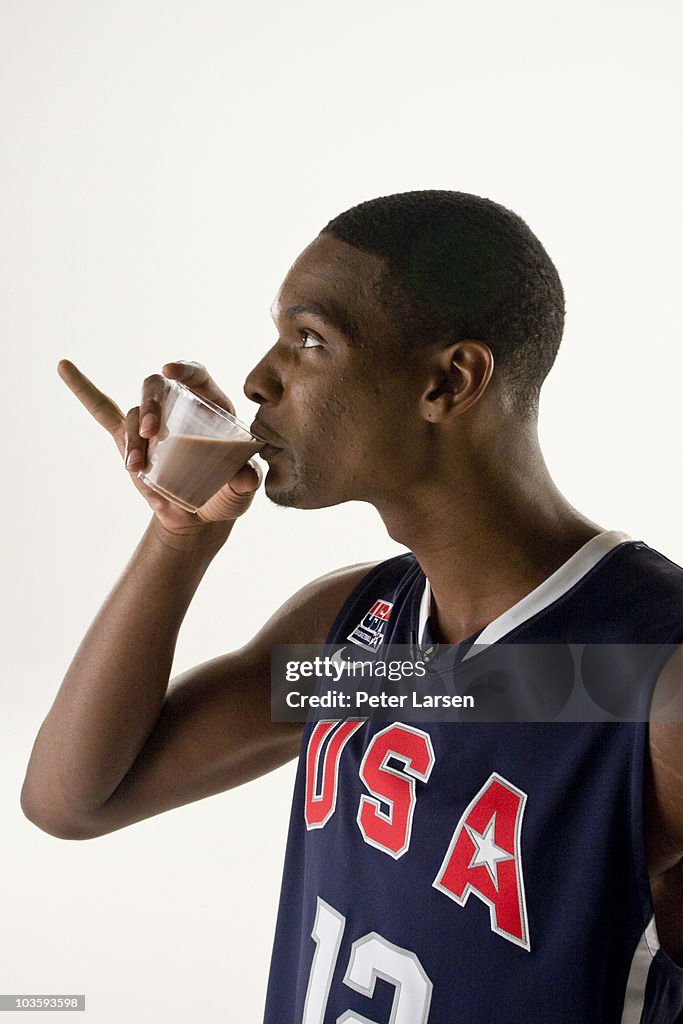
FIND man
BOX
[22,191,683,1022]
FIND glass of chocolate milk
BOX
[138,381,265,513]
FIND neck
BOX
[373,424,604,644]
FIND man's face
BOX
[244,234,428,509]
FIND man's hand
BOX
[57,359,262,533]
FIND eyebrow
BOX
[281,302,361,342]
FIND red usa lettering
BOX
[357,723,435,858]
[304,726,530,950]
[304,720,364,829]
[433,772,530,950]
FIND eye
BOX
[300,329,324,349]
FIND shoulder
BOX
[589,540,683,642]
[248,552,416,649]
[648,645,683,864]
[618,541,683,602]
[643,544,683,891]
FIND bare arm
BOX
[21,359,378,839]
[21,515,237,835]
[21,528,375,839]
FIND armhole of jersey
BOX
[323,553,415,646]
[624,631,683,1021]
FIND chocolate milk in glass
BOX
[149,434,263,509]
[138,379,264,512]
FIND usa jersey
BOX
[263,531,683,1023]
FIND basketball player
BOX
[22,192,683,1021]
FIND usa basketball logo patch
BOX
[347,599,393,651]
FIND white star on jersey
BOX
[464,813,513,890]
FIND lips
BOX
[259,443,283,459]
[250,420,284,456]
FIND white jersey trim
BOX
[418,530,633,660]
[620,916,660,1024]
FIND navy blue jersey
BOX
[264,532,683,1023]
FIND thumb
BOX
[228,458,263,495]
[196,458,263,523]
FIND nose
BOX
[244,345,284,406]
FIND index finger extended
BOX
[57,359,126,440]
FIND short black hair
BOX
[321,190,565,417]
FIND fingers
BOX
[57,359,245,517]
[124,407,145,472]
[196,459,263,523]
[57,359,126,447]
[139,374,169,439]
[162,360,236,415]
[230,457,264,494]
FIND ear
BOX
[419,341,495,422]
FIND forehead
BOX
[271,234,391,343]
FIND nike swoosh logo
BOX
[330,646,370,669]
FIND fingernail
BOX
[126,449,142,469]
[140,413,158,436]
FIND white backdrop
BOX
[1,1,682,1021]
